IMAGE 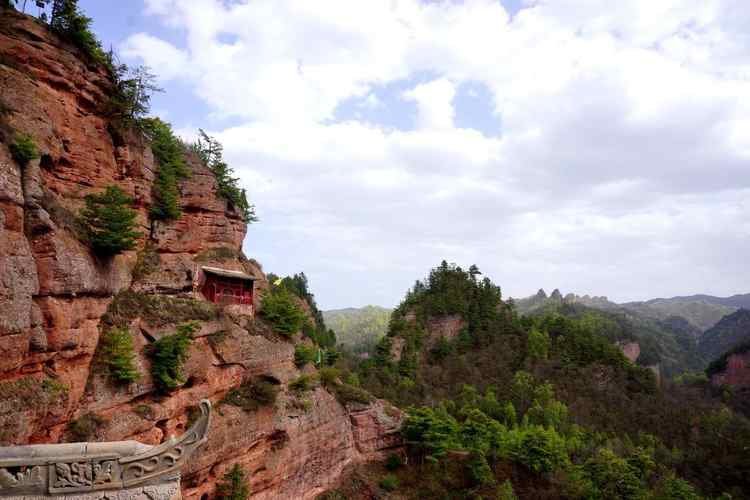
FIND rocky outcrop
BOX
[618,341,641,364]
[0,12,399,500]
[711,351,750,388]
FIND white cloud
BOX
[122,0,750,308]
[403,78,456,129]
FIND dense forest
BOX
[326,262,750,499]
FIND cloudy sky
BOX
[78,0,749,309]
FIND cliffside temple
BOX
[194,267,256,315]
[0,401,211,499]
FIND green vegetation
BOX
[261,288,307,337]
[379,474,399,491]
[337,261,750,499]
[700,309,750,365]
[223,377,280,412]
[216,464,250,500]
[147,322,197,393]
[295,344,318,367]
[9,133,39,165]
[268,272,336,347]
[132,243,159,280]
[289,374,316,393]
[134,404,154,420]
[103,290,217,328]
[323,305,392,353]
[141,117,189,222]
[49,0,107,64]
[99,327,139,384]
[707,340,750,377]
[106,63,162,129]
[192,130,257,222]
[79,185,140,256]
[65,412,106,442]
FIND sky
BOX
[66,0,750,309]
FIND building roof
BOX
[201,266,258,281]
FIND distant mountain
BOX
[699,309,750,364]
[515,289,748,332]
[323,305,392,352]
[621,296,740,331]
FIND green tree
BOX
[106,63,162,127]
[192,129,258,222]
[216,464,250,500]
[50,0,106,63]
[99,328,139,384]
[147,322,196,393]
[142,118,189,221]
[527,327,550,361]
[261,289,306,336]
[80,185,140,256]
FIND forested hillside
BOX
[323,306,392,353]
[326,262,750,499]
[700,309,750,364]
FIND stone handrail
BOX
[0,400,211,496]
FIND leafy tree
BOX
[294,344,317,367]
[99,327,139,384]
[261,289,306,336]
[527,327,550,361]
[9,133,39,165]
[80,185,140,256]
[192,129,257,222]
[147,322,196,393]
[216,464,250,500]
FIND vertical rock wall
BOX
[0,11,401,499]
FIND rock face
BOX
[619,341,641,364]
[711,351,750,388]
[0,12,399,500]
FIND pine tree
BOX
[216,464,250,500]
[80,185,140,256]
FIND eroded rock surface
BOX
[0,12,400,500]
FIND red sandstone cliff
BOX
[0,12,400,499]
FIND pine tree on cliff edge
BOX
[80,185,140,256]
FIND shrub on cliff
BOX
[216,464,250,500]
[80,185,140,256]
[65,412,106,442]
[223,377,279,412]
[147,322,197,393]
[261,288,307,337]
[141,118,189,221]
[99,327,139,384]
[9,133,39,165]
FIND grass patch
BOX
[104,290,217,328]
[289,374,316,393]
[0,377,68,412]
[223,377,280,412]
[134,404,155,420]
[65,413,106,442]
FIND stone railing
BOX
[0,400,212,499]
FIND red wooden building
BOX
[198,266,256,307]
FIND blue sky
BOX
[44,1,750,309]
